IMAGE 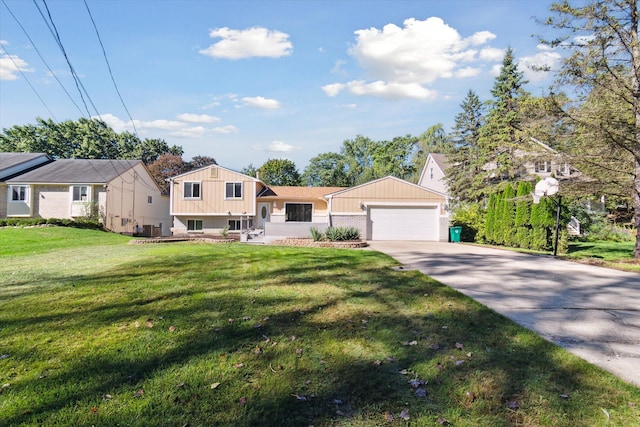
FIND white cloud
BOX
[268,140,296,152]
[324,17,500,100]
[98,113,235,139]
[212,125,238,134]
[518,45,562,82]
[0,51,32,81]
[323,80,436,100]
[479,47,505,61]
[199,26,292,59]
[170,126,207,138]
[455,67,481,78]
[349,17,497,85]
[176,113,220,123]
[242,96,280,109]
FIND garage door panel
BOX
[369,206,438,241]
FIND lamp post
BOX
[532,177,561,257]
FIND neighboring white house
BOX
[417,153,451,195]
[4,157,171,236]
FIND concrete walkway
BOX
[367,241,640,387]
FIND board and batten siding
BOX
[329,177,446,214]
[171,166,261,215]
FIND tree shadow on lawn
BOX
[2,246,639,426]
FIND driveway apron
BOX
[367,241,640,387]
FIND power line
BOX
[1,0,85,117]
[0,43,57,120]
[82,0,139,137]
[33,0,102,120]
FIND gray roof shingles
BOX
[6,159,141,184]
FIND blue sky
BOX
[0,0,562,171]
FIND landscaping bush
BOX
[451,202,485,242]
[0,217,103,230]
[324,226,360,241]
[309,227,324,241]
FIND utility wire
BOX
[83,0,139,137]
[34,0,102,120]
[1,0,85,117]
[0,43,57,120]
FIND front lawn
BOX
[1,227,638,426]
[567,240,640,272]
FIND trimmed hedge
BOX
[0,217,104,230]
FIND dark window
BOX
[285,203,312,222]
[187,219,203,231]
[11,186,27,201]
[225,182,243,199]
[184,182,201,198]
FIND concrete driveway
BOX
[367,241,640,387]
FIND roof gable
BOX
[326,175,447,198]
[418,153,450,184]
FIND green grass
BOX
[566,240,640,272]
[1,228,639,426]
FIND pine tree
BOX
[446,90,486,203]
[476,48,530,196]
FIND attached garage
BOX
[368,205,439,241]
[326,176,449,242]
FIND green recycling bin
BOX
[449,226,462,243]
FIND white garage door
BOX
[368,206,439,241]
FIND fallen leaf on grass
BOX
[210,382,221,389]
[403,340,418,346]
[134,321,140,328]
[430,343,440,350]
[506,399,519,410]
[239,396,247,406]
[295,348,303,355]
[455,360,465,366]
[559,393,569,399]
[466,391,475,402]
[135,389,144,397]
[292,394,307,401]
[103,394,112,400]
[415,387,427,397]
[384,412,394,421]
[601,408,610,419]
[90,407,98,413]
[399,369,409,375]
[168,325,176,332]
[399,409,410,420]
[253,346,262,355]
[455,342,464,350]
[234,363,244,369]
[373,359,382,366]
[290,335,296,341]
[386,356,397,362]
[177,382,185,388]
[242,316,251,321]
[437,417,451,425]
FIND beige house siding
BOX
[171,166,259,216]
[0,184,7,217]
[329,177,447,214]
[34,185,74,218]
[104,163,170,235]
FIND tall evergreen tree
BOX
[446,90,486,203]
[514,181,533,248]
[476,48,530,195]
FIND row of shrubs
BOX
[0,217,104,230]
[310,226,360,242]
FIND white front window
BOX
[10,185,28,201]
[72,186,89,202]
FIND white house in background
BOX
[0,153,53,218]
[417,153,451,195]
[4,158,171,236]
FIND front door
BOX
[257,202,270,228]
